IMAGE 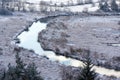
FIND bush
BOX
[62,67,81,80]
[0,52,43,80]
[0,48,3,55]
[0,8,12,15]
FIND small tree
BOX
[77,0,83,5]
[84,0,92,4]
[78,50,96,80]
[99,1,110,12]
[39,1,48,12]
[4,64,17,80]
[15,52,26,80]
[25,63,43,80]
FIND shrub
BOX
[0,48,3,55]
[62,67,81,80]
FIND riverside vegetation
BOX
[0,50,97,80]
[0,51,43,80]
[62,50,97,80]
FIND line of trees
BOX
[0,52,43,80]
[77,0,93,5]
[99,0,120,12]
[0,0,27,15]
[0,0,25,11]
[0,48,97,80]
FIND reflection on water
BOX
[17,21,120,78]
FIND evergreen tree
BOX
[0,70,6,80]
[103,1,110,12]
[78,50,96,80]
[111,0,118,11]
[25,63,43,80]
[5,64,17,80]
[99,1,110,12]
[15,52,26,79]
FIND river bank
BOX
[38,15,120,71]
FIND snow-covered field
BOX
[39,15,120,73]
[17,17,120,77]
[26,0,99,12]
[27,0,99,3]
[66,3,99,12]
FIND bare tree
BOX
[39,1,47,12]
[1,0,6,9]
[77,0,83,5]
[15,0,25,11]
[84,0,93,4]
[69,0,74,6]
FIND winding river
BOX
[16,20,120,78]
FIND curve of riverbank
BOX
[15,15,120,78]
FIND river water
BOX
[16,21,120,78]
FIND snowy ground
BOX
[27,0,99,3]
[26,0,99,12]
[39,15,120,71]
[0,12,120,80]
[65,3,99,12]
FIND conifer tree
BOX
[111,0,118,11]
[99,1,110,12]
[78,50,96,80]
[25,63,43,80]
[15,52,26,79]
[5,64,17,80]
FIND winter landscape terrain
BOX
[0,0,120,80]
